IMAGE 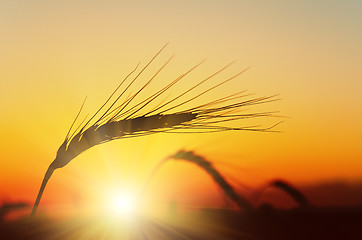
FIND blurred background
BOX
[1,0,361,219]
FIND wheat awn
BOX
[31,44,280,216]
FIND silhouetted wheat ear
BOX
[253,179,309,208]
[141,150,253,210]
[169,150,253,210]
[31,43,280,216]
[270,180,309,207]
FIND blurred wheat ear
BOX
[143,150,253,210]
[268,180,309,207]
[31,43,281,216]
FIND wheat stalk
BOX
[31,43,280,216]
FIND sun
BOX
[107,192,138,217]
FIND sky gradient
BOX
[1,0,362,212]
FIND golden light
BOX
[107,192,138,217]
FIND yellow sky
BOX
[1,1,361,209]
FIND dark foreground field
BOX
[1,205,362,240]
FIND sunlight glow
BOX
[108,193,137,217]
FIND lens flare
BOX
[108,193,137,217]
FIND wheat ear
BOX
[142,150,253,210]
[31,44,279,216]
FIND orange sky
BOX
[1,1,362,212]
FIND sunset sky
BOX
[1,1,362,214]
